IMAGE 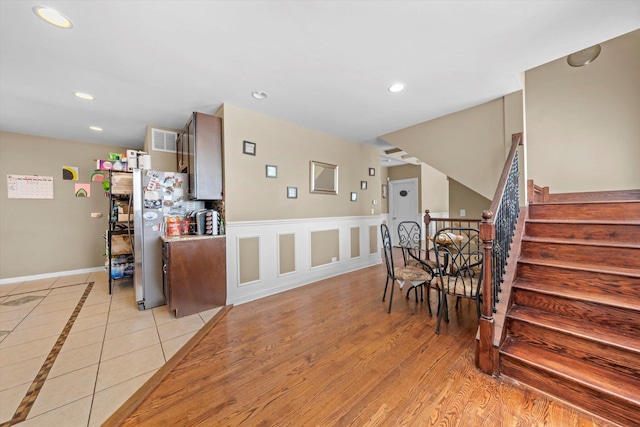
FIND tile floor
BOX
[0,271,221,426]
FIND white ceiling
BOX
[1,1,638,156]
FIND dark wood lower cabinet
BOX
[162,236,226,318]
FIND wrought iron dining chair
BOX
[397,221,440,315]
[381,223,433,314]
[432,227,483,334]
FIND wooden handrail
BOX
[488,133,523,215]
[476,132,522,375]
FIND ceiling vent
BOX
[151,129,177,152]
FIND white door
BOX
[389,178,419,244]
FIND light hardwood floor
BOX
[106,261,614,426]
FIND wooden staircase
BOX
[499,191,640,426]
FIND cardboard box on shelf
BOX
[111,173,133,195]
[118,213,133,222]
[110,235,132,256]
[116,205,132,222]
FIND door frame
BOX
[388,178,419,244]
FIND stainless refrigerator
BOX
[132,169,203,310]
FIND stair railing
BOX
[422,212,481,258]
[476,132,522,375]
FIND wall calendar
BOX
[7,175,54,199]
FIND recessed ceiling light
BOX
[89,126,103,132]
[251,91,268,99]
[388,83,405,93]
[33,6,73,29]
[74,92,95,100]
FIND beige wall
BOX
[448,178,491,219]
[0,131,134,279]
[503,91,526,207]
[143,125,180,173]
[369,225,378,255]
[217,104,381,283]
[350,227,360,259]
[421,162,449,213]
[279,233,295,275]
[222,104,382,222]
[525,29,640,193]
[379,98,511,200]
[310,229,339,267]
[380,166,389,214]
[238,236,259,283]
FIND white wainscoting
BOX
[226,215,383,306]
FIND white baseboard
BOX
[0,267,104,285]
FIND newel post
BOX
[476,210,496,375]
[423,210,431,260]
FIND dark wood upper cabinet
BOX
[176,112,223,200]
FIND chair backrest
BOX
[380,223,395,278]
[432,227,483,297]
[397,221,422,265]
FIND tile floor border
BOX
[1,282,93,426]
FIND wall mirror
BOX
[310,161,338,195]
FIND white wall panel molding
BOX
[226,216,382,305]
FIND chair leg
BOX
[405,287,414,300]
[382,276,390,302]
[436,290,445,334]
[443,294,450,323]
[426,285,433,317]
[387,280,396,313]
[406,284,423,303]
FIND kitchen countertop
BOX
[161,234,225,243]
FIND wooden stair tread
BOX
[507,304,640,354]
[517,257,640,279]
[526,218,640,226]
[498,186,640,425]
[541,189,640,203]
[522,235,640,249]
[500,338,640,406]
[532,198,640,205]
[514,278,640,312]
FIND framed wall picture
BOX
[243,140,256,155]
[368,168,375,176]
[360,181,367,190]
[287,186,298,199]
[266,165,278,178]
[310,160,338,195]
